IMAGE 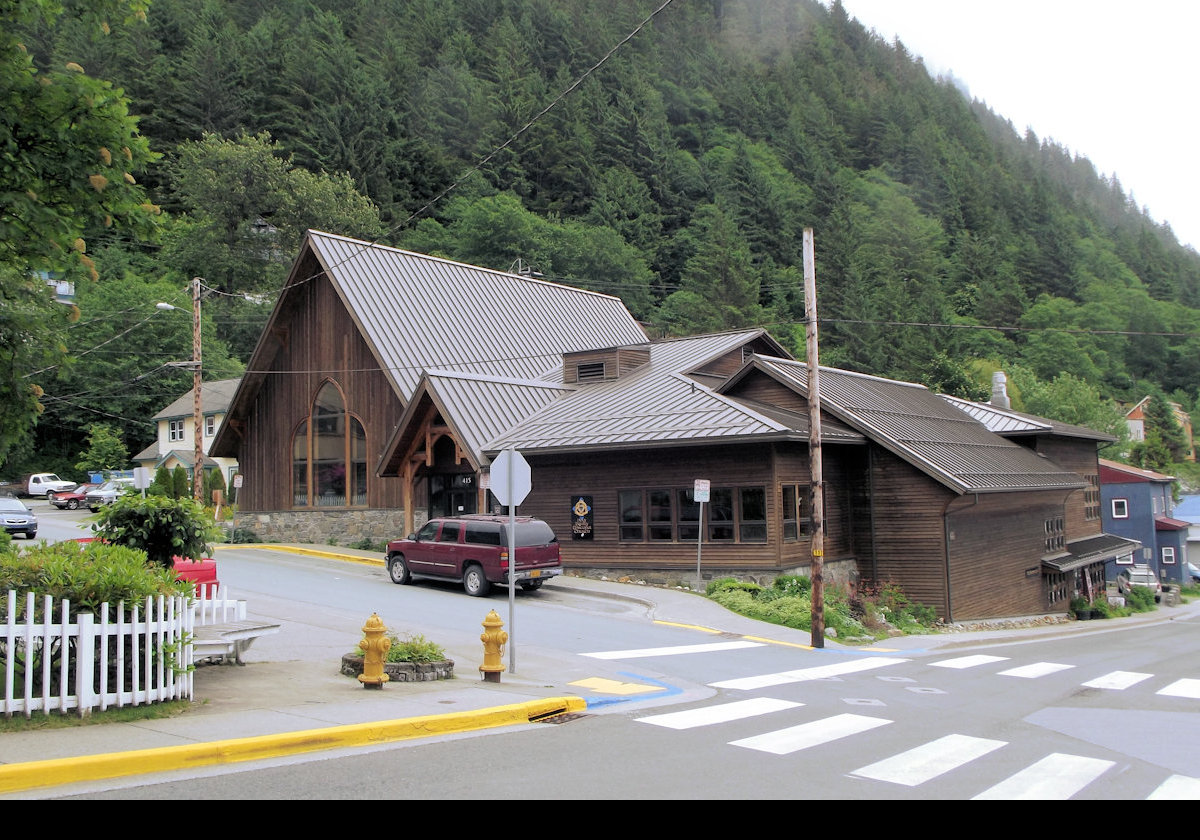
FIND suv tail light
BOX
[500,549,509,570]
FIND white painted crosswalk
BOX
[608,640,1200,799]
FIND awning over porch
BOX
[1043,533,1141,573]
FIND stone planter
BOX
[340,654,455,682]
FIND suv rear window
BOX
[512,521,557,547]
[464,523,502,546]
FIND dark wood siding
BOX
[861,448,954,619]
[945,490,1068,619]
[1032,437,1101,538]
[236,264,406,511]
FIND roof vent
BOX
[576,362,606,382]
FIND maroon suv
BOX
[385,515,562,596]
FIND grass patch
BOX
[0,699,192,733]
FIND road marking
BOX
[709,656,909,690]
[636,697,802,729]
[1158,678,1200,699]
[972,753,1114,800]
[929,654,1009,669]
[730,713,891,755]
[581,641,765,659]
[1147,774,1200,799]
[997,662,1074,679]
[568,677,665,695]
[1081,670,1152,690]
[851,734,1007,786]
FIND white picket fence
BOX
[1,586,244,719]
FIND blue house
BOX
[1098,459,1189,585]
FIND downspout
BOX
[942,493,980,623]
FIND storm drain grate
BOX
[536,712,592,724]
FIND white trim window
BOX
[1111,498,1129,519]
[168,419,185,442]
[1162,546,1177,565]
[205,415,216,437]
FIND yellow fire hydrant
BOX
[479,609,507,683]
[357,612,391,689]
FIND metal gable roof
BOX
[940,395,1116,442]
[740,357,1087,495]
[484,331,796,454]
[307,231,649,401]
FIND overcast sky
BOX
[831,0,1200,250]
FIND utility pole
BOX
[192,276,203,502]
[803,230,825,648]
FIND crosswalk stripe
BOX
[709,656,909,690]
[730,713,891,755]
[972,753,1114,799]
[997,662,1074,678]
[636,697,803,729]
[930,654,1009,669]
[1082,670,1152,690]
[851,734,1007,786]
[580,641,765,659]
[1157,678,1200,699]
[1147,774,1200,799]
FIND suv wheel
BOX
[463,564,490,597]
[387,554,411,585]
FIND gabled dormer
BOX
[564,344,651,383]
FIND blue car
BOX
[1187,562,1200,584]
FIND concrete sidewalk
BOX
[1,544,1193,797]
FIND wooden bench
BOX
[192,620,281,665]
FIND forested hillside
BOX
[10,0,1200,476]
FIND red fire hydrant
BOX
[479,609,507,683]
[358,613,391,689]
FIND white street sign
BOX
[491,449,531,506]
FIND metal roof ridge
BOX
[423,369,576,390]
[755,355,931,390]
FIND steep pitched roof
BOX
[303,231,647,399]
[214,232,649,457]
[153,378,242,421]
[482,330,862,456]
[722,357,1087,495]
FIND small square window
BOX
[1112,499,1129,519]
[1162,546,1177,565]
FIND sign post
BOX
[694,479,709,591]
[489,448,531,674]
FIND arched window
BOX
[291,382,367,507]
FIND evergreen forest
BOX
[6,0,1200,481]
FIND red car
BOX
[386,514,561,596]
[49,483,100,510]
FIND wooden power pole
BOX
[803,229,825,648]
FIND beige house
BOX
[134,378,241,491]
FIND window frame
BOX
[1111,498,1129,519]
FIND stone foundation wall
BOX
[340,654,454,682]
[565,557,860,592]
[231,509,403,548]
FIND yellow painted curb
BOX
[224,544,384,567]
[0,697,586,794]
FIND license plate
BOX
[531,569,541,578]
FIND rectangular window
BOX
[648,490,673,541]
[619,490,644,541]
[1162,546,1177,565]
[782,485,798,541]
[169,419,184,442]
[706,487,733,541]
[678,488,701,542]
[1112,499,1129,519]
[205,416,216,437]
[1044,516,1064,554]
[739,487,767,542]
[1084,474,1100,520]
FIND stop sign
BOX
[490,449,531,506]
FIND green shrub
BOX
[356,633,447,664]
[772,575,811,597]
[706,577,763,596]
[1124,585,1157,612]
[93,494,218,568]
[0,540,187,619]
